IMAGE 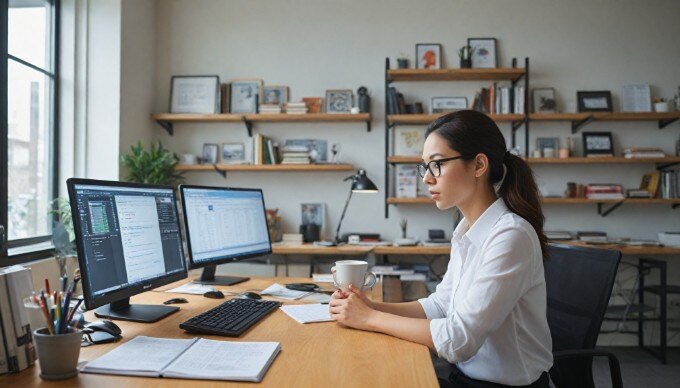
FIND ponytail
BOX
[426,110,549,261]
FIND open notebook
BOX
[82,336,280,382]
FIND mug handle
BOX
[331,266,339,288]
[363,272,377,290]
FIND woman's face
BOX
[421,133,477,210]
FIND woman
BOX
[329,110,553,387]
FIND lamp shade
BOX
[350,169,378,193]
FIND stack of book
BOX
[659,170,680,199]
[0,265,36,374]
[623,147,666,158]
[546,231,573,241]
[471,83,525,114]
[584,184,624,200]
[285,102,308,115]
[626,189,653,198]
[258,104,281,114]
[577,231,608,243]
[280,145,310,165]
[281,234,304,245]
[252,134,280,165]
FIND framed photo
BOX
[431,97,468,114]
[577,91,612,112]
[170,75,220,113]
[532,88,557,114]
[622,84,651,112]
[284,139,327,162]
[582,132,614,157]
[301,203,325,231]
[394,128,425,156]
[468,38,497,68]
[230,79,262,113]
[415,43,442,69]
[302,97,323,113]
[325,89,353,114]
[536,137,560,155]
[221,143,245,164]
[201,143,219,164]
[261,85,288,107]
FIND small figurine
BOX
[330,143,342,164]
[357,86,370,113]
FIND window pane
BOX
[8,60,53,240]
[8,0,51,70]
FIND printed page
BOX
[280,303,333,324]
[163,339,280,382]
[82,336,198,377]
[260,283,312,300]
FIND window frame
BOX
[1,0,60,263]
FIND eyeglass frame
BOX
[416,156,464,178]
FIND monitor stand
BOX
[194,265,249,286]
[95,297,178,323]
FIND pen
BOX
[59,291,72,334]
[55,293,61,334]
[39,291,54,334]
[61,276,68,293]
[66,298,83,326]
[45,278,51,295]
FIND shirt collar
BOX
[465,198,509,247]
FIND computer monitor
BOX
[67,178,188,323]
[179,185,272,286]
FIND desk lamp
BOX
[334,169,378,244]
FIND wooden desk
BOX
[271,243,372,255]
[374,246,450,256]
[1,276,437,387]
[559,241,680,256]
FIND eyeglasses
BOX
[416,156,463,178]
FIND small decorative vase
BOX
[460,58,472,68]
[654,102,669,112]
[397,59,409,69]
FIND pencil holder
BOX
[33,327,83,380]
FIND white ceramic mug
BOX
[331,260,377,292]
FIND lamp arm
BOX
[334,188,354,243]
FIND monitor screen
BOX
[68,179,187,310]
[180,186,272,267]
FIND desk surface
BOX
[1,276,437,387]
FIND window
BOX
[1,0,59,259]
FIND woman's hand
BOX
[329,285,380,330]
[330,284,375,309]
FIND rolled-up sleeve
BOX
[430,227,535,363]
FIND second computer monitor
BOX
[180,185,272,285]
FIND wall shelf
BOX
[176,163,355,178]
[530,111,680,133]
[388,156,421,164]
[387,68,526,82]
[387,113,524,126]
[527,156,680,170]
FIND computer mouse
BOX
[163,297,189,305]
[84,319,122,337]
[238,292,262,300]
[203,290,225,299]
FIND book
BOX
[396,165,417,198]
[82,336,280,382]
[220,83,230,113]
[279,304,333,324]
[0,266,35,373]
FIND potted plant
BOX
[120,140,185,186]
[49,197,76,278]
[458,45,474,68]
[653,97,669,112]
[396,53,409,69]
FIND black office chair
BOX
[545,244,623,388]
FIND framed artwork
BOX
[431,97,468,114]
[201,143,219,164]
[325,89,353,113]
[261,85,289,107]
[622,84,652,112]
[582,132,614,157]
[169,75,220,113]
[230,79,262,113]
[301,203,325,231]
[284,139,328,162]
[532,88,557,114]
[415,43,442,69]
[302,97,323,113]
[577,91,612,112]
[468,38,497,68]
[221,143,245,164]
[394,128,425,156]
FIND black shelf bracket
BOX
[386,122,396,130]
[571,115,595,134]
[366,120,371,132]
[657,161,680,170]
[598,201,624,217]
[156,120,173,136]
[658,118,678,129]
[672,203,680,210]
[511,118,526,132]
[242,116,253,137]
[212,164,227,179]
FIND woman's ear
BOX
[474,153,489,178]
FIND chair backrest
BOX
[545,244,622,352]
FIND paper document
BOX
[261,283,312,300]
[312,273,334,283]
[280,303,333,324]
[300,292,332,303]
[165,282,216,295]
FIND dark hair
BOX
[425,110,548,261]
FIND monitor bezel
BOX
[179,184,273,270]
[67,178,188,311]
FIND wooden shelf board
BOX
[176,164,354,172]
[388,156,422,164]
[271,243,372,255]
[151,113,243,122]
[373,246,450,255]
[387,197,434,204]
[560,241,680,255]
[530,113,593,121]
[527,157,680,165]
[530,112,680,121]
[246,113,370,122]
[388,113,524,125]
[387,68,526,82]
[389,196,680,205]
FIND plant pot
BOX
[397,59,409,69]
[654,102,669,112]
[460,58,472,68]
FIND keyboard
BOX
[179,298,281,337]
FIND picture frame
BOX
[169,75,220,114]
[230,79,262,113]
[261,85,289,107]
[325,89,353,114]
[532,88,557,114]
[301,203,325,231]
[431,97,468,114]
[416,43,442,69]
[201,143,219,164]
[394,128,425,156]
[285,139,328,162]
[468,38,497,68]
[582,132,614,157]
[577,91,612,112]
[536,137,560,156]
[622,84,652,112]
[221,143,246,164]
